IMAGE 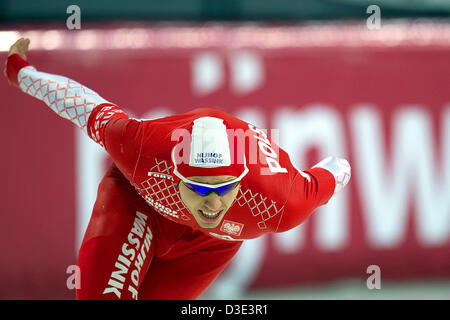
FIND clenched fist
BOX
[4,38,30,86]
[8,37,30,59]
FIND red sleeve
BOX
[276,167,335,233]
[87,105,144,181]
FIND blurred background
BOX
[0,0,449,300]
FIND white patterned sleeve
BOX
[6,54,144,179]
[17,65,114,135]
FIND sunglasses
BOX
[183,181,240,196]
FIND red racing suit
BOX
[6,53,350,299]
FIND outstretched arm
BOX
[4,38,128,141]
[4,38,143,180]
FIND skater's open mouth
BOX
[198,209,223,221]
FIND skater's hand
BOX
[8,37,30,60]
[4,38,30,86]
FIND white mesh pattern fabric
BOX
[335,158,351,193]
[133,158,192,221]
[312,156,351,194]
[18,66,110,134]
[234,187,285,230]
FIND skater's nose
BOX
[203,193,222,211]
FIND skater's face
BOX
[178,175,240,228]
